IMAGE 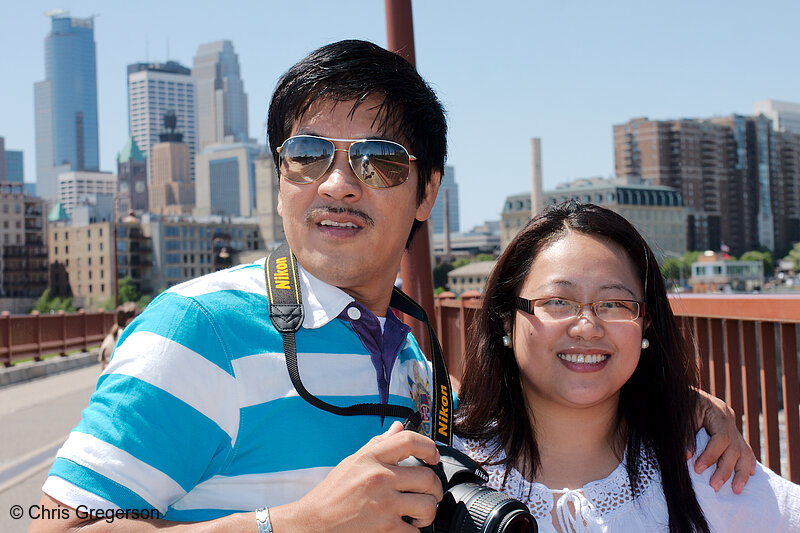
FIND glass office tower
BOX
[34,13,99,202]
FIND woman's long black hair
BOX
[455,201,710,533]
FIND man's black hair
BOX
[267,39,447,244]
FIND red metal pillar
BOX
[385,0,435,356]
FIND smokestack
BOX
[443,190,451,256]
[530,138,543,217]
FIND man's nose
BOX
[317,149,362,200]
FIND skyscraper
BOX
[430,165,459,235]
[193,41,250,149]
[34,12,100,203]
[754,99,800,134]
[0,137,25,183]
[195,142,263,217]
[127,61,198,184]
[149,112,195,215]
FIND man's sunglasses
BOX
[276,135,417,189]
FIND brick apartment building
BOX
[614,116,800,256]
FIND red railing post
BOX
[80,308,88,352]
[59,310,66,356]
[694,317,710,392]
[758,322,780,473]
[740,321,761,459]
[708,318,725,398]
[780,323,800,483]
[723,320,744,433]
[32,310,43,361]
[2,311,10,367]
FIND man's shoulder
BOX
[168,260,267,300]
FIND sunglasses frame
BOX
[276,134,417,189]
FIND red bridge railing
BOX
[434,293,800,484]
[0,310,115,367]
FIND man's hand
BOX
[270,421,443,532]
[691,389,757,494]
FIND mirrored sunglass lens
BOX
[280,137,334,183]
[350,140,410,188]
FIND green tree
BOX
[785,242,800,270]
[118,276,142,304]
[681,250,701,267]
[32,289,76,314]
[660,257,682,283]
[136,294,153,310]
[740,250,774,275]
[433,262,455,291]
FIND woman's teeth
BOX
[557,353,608,364]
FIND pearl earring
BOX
[641,338,650,349]
[502,335,511,347]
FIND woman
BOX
[455,201,800,532]
[97,302,138,370]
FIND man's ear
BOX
[415,171,441,222]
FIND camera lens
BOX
[435,482,537,533]
[497,511,537,533]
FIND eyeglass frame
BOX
[514,296,646,322]
[275,134,418,188]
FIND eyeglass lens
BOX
[533,299,640,322]
[279,136,410,188]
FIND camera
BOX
[400,444,537,533]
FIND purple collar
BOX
[338,300,411,404]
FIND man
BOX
[31,40,753,532]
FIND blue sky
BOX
[2,0,798,230]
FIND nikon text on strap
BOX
[266,243,453,445]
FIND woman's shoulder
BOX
[689,429,800,531]
[453,434,506,464]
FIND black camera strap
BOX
[266,243,453,445]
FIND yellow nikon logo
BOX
[437,384,450,437]
[273,256,290,290]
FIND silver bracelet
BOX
[255,507,273,533]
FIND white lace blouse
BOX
[454,429,800,533]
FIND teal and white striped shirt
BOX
[43,260,434,521]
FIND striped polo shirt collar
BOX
[298,264,355,329]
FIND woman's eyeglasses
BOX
[276,135,417,189]
[515,297,645,322]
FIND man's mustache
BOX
[305,206,375,227]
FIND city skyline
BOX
[3,0,799,231]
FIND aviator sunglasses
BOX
[277,135,417,188]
